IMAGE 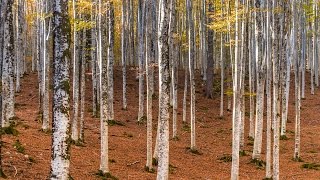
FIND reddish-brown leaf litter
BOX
[1,69,320,179]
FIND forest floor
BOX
[1,67,320,180]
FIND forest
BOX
[0,0,320,179]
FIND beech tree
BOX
[231,0,241,178]
[1,0,15,128]
[72,0,81,141]
[187,0,196,151]
[137,0,145,123]
[157,0,170,178]
[99,0,109,174]
[50,0,72,178]
[0,0,9,177]
[252,0,266,160]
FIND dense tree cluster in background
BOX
[0,0,320,179]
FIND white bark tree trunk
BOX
[231,1,241,179]
[107,2,114,121]
[71,0,80,141]
[187,0,196,151]
[137,0,145,123]
[50,0,71,178]
[99,0,109,174]
[252,0,266,160]
[157,0,170,178]
[1,0,15,128]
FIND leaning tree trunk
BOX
[50,0,72,178]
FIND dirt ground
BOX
[1,68,320,180]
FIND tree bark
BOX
[1,0,15,127]
[187,0,196,151]
[50,0,72,178]
[157,0,171,178]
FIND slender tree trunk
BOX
[99,0,109,173]
[231,0,241,179]
[107,2,114,123]
[187,0,196,151]
[145,0,155,169]
[41,0,50,132]
[71,0,80,141]
[206,3,214,99]
[301,11,306,99]
[252,0,266,160]
[91,0,98,117]
[220,32,224,117]
[137,0,145,122]
[248,14,255,138]
[272,1,281,179]
[79,29,87,142]
[293,0,301,161]
[314,3,318,87]
[15,0,25,93]
[265,1,272,178]
[169,0,178,139]
[182,56,188,124]
[121,0,127,110]
[201,0,207,81]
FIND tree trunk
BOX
[169,0,178,139]
[91,0,98,117]
[231,0,241,178]
[122,0,127,110]
[187,0,196,151]
[137,0,145,122]
[206,3,214,99]
[50,0,71,178]
[107,2,114,123]
[99,0,109,173]
[272,1,281,179]
[71,0,80,141]
[145,0,155,169]
[79,29,87,142]
[252,0,266,160]
[41,0,50,132]
[156,0,170,178]
[1,0,15,127]
[293,0,301,161]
